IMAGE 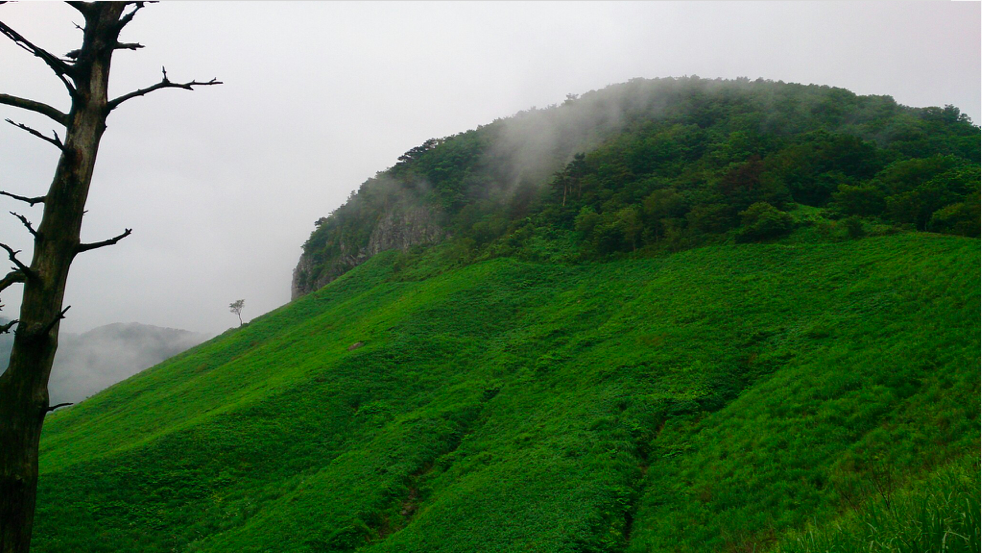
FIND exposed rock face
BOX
[366,206,445,256]
[290,240,367,301]
[291,205,443,300]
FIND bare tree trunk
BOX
[0,6,124,550]
[0,4,218,551]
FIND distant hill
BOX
[1,322,208,405]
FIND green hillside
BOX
[29,77,980,551]
[295,77,979,297]
[34,232,979,552]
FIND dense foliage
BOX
[300,77,979,287]
[34,233,980,552]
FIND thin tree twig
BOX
[76,228,132,253]
[5,119,65,151]
[0,318,17,334]
[0,20,76,94]
[0,269,24,294]
[0,93,68,126]
[107,66,221,111]
[0,242,31,275]
[9,212,38,238]
[0,190,45,206]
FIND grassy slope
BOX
[33,233,979,553]
[773,455,979,553]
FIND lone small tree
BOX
[0,3,219,552]
[229,299,245,327]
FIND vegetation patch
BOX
[34,233,979,552]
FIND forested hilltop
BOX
[294,76,979,297]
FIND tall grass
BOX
[775,457,980,553]
[32,234,980,552]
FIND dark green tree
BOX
[735,202,794,242]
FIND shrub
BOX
[926,191,980,237]
[736,202,794,242]
[842,216,866,239]
[832,183,886,217]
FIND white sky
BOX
[1,1,979,335]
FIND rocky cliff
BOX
[291,205,443,299]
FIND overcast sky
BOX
[1,1,979,335]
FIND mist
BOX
[0,2,978,336]
[0,321,209,405]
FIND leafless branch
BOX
[0,190,45,206]
[46,402,73,412]
[0,319,17,334]
[5,119,65,151]
[114,41,144,51]
[9,212,38,238]
[0,20,76,94]
[107,66,221,111]
[0,93,68,126]
[40,305,70,336]
[64,2,93,16]
[117,2,149,31]
[0,269,24,294]
[0,242,31,275]
[20,305,70,344]
[76,228,132,253]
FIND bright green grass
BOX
[773,455,980,553]
[33,233,979,552]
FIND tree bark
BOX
[0,5,125,551]
[0,4,218,548]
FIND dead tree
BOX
[0,3,219,551]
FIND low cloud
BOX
[0,321,210,405]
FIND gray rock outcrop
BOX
[291,205,443,300]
